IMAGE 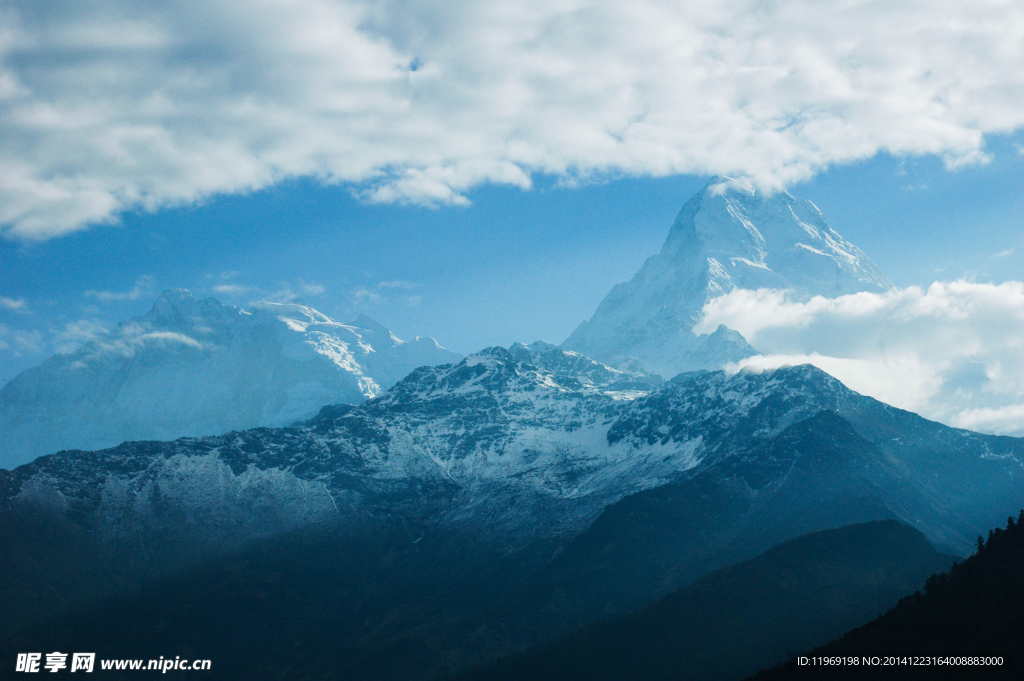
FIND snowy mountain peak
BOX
[149,288,241,323]
[151,287,198,313]
[0,293,462,469]
[377,346,661,414]
[478,345,514,359]
[508,340,561,357]
[250,300,336,326]
[704,175,756,197]
[347,313,406,349]
[348,312,393,334]
[507,341,662,395]
[562,179,892,377]
[661,176,893,296]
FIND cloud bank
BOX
[2,0,1024,239]
[695,281,1024,435]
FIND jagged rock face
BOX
[0,290,462,469]
[3,348,1022,559]
[508,341,663,396]
[562,177,892,376]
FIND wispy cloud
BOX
[0,324,45,355]
[14,330,44,354]
[352,288,383,307]
[992,248,1014,258]
[352,280,422,309]
[0,297,27,312]
[299,282,326,296]
[258,280,327,304]
[208,279,329,305]
[53,320,203,359]
[53,319,108,354]
[377,280,420,290]
[3,1,1024,239]
[84,276,155,302]
[212,284,254,296]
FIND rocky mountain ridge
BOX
[4,346,1021,558]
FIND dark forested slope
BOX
[452,520,956,681]
[751,511,1024,680]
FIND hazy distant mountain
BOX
[0,289,461,468]
[563,177,892,376]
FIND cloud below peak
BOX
[696,281,1024,435]
[2,0,1023,239]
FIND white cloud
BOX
[352,287,383,307]
[952,404,1024,435]
[135,331,203,349]
[83,275,155,302]
[696,281,1024,435]
[55,320,203,358]
[54,319,108,354]
[2,0,1023,239]
[377,280,419,290]
[993,248,1014,258]
[210,279,326,303]
[261,281,327,304]
[13,329,43,354]
[352,280,422,309]
[299,282,326,296]
[0,296,27,311]
[212,284,253,296]
[0,323,46,355]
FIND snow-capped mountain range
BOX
[4,345,1021,560]
[0,180,894,471]
[0,290,461,469]
[563,177,893,376]
[3,342,1023,677]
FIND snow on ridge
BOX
[6,356,862,551]
[0,290,462,469]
